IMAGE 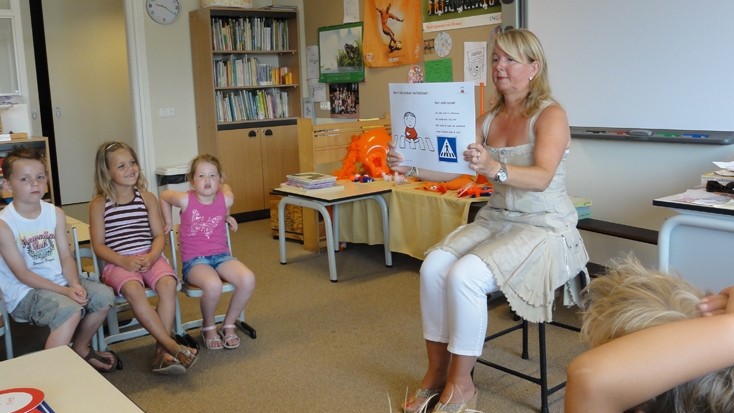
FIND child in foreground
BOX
[0,148,117,371]
[565,257,734,413]
[89,141,198,374]
[160,154,255,350]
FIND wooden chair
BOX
[169,225,257,343]
[474,269,588,413]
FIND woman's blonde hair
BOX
[93,141,148,203]
[489,28,553,118]
[581,257,734,413]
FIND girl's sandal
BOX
[219,324,241,349]
[201,325,223,350]
[173,345,199,369]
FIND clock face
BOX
[146,0,180,25]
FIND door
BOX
[43,0,133,205]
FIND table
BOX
[337,182,489,260]
[653,189,734,292]
[272,180,394,282]
[0,346,144,412]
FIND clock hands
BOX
[154,3,176,15]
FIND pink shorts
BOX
[102,254,176,295]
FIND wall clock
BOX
[146,0,181,25]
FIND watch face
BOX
[146,0,180,25]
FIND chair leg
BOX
[538,323,549,413]
[521,319,529,359]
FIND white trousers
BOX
[420,249,499,356]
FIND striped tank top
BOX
[104,188,153,256]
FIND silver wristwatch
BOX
[494,162,508,183]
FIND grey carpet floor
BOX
[1,218,586,412]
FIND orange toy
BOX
[416,181,447,194]
[334,127,393,180]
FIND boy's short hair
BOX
[2,147,47,179]
[581,257,734,413]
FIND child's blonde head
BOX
[581,256,734,413]
[187,154,224,182]
[93,141,148,203]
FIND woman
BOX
[388,29,588,413]
[565,258,734,413]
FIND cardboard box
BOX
[200,0,252,8]
[269,194,326,243]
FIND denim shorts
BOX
[181,253,237,282]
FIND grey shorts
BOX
[12,278,114,330]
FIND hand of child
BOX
[226,215,238,232]
[137,254,154,273]
[120,255,145,273]
[163,223,172,234]
[66,285,89,305]
[698,286,734,316]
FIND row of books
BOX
[211,17,290,52]
[215,89,290,122]
[213,56,293,87]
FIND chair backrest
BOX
[66,223,98,281]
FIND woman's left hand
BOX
[464,143,496,178]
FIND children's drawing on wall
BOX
[423,38,435,55]
[329,82,359,119]
[389,82,475,174]
[363,0,423,68]
[422,0,501,32]
[318,22,364,83]
[464,41,487,86]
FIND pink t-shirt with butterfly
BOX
[179,190,229,262]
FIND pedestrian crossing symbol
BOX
[437,136,458,163]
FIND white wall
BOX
[527,0,734,267]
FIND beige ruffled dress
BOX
[428,101,589,323]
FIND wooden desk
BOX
[272,180,394,282]
[654,189,734,292]
[0,346,144,412]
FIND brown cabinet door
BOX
[217,128,265,213]
[260,124,300,203]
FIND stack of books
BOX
[281,172,343,193]
[571,196,592,219]
[701,170,734,186]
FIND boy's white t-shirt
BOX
[0,201,65,313]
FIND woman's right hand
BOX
[387,143,411,175]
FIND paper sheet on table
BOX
[713,161,734,172]
[389,82,475,174]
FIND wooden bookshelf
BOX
[190,7,301,215]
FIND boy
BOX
[0,147,117,371]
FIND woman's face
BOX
[491,45,537,95]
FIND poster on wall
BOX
[319,22,365,83]
[422,0,501,32]
[389,82,475,174]
[363,0,423,68]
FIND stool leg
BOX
[521,319,529,359]
[538,323,549,413]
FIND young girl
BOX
[159,154,255,350]
[89,141,198,374]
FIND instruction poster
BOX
[389,82,475,174]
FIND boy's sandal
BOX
[201,325,223,350]
[219,324,240,349]
[173,345,199,369]
[152,353,186,375]
[83,348,120,373]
